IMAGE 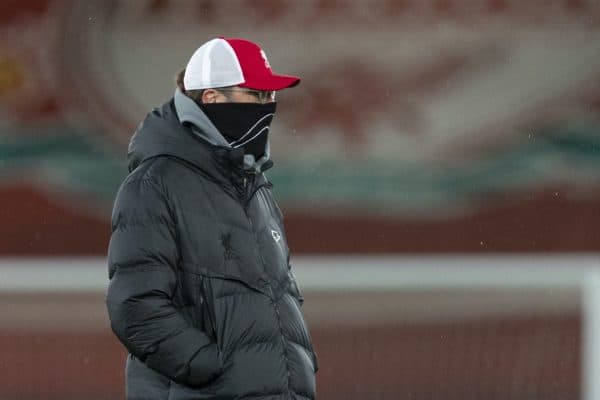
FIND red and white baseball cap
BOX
[183,37,300,91]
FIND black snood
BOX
[200,102,277,159]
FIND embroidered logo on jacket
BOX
[271,229,281,242]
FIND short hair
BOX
[174,68,204,102]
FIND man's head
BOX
[176,37,299,104]
[175,37,300,161]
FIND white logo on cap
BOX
[271,229,281,242]
[260,50,271,70]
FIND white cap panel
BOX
[183,38,245,90]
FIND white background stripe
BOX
[0,254,597,292]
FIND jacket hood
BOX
[127,97,273,175]
[127,99,232,173]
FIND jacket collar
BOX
[127,98,273,184]
[173,88,273,173]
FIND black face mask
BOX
[199,102,277,160]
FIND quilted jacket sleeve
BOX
[106,174,222,386]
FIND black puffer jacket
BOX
[106,99,317,400]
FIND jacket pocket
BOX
[179,270,217,342]
[202,278,218,343]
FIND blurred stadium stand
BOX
[1,1,599,399]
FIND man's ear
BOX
[201,89,219,104]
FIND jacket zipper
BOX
[241,178,292,393]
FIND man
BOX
[106,37,317,400]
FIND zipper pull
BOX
[243,176,247,188]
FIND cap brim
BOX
[239,73,301,91]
